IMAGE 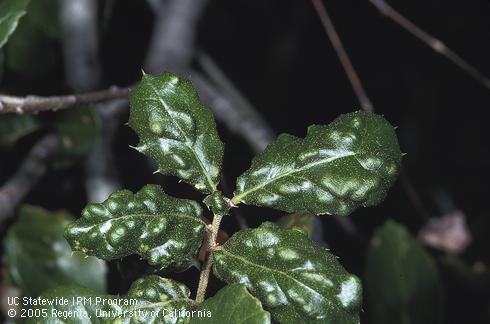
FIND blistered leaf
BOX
[191,284,270,324]
[0,0,30,48]
[276,211,315,237]
[129,72,224,193]
[4,205,106,297]
[28,275,193,324]
[232,111,401,216]
[365,221,443,324]
[65,185,206,271]
[122,275,193,323]
[213,222,362,323]
[0,114,40,146]
[52,107,99,158]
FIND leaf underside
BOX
[213,222,362,323]
[233,111,402,216]
[65,184,206,272]
[28,275,193,324]
[129,72,224,194]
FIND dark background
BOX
[1,0,489,323]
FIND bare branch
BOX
[0,135,59,221]
[369,0,490,89]
[311,0,374,112]
[0,86,130,114]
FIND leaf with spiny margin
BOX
[365,221,443,324]
[129,72,224,193]
[0,114,40,146]
[232,111,401,216]
[64,184,206,272]
[213,222,362,324]
[0,0,30,48]
[4,205,106,297]
[276,211,315,237]
[190,284,270,324]
[27,275,193,324]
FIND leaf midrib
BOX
[146,81,217,192]
[232,152,355,203]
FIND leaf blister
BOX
[233,111,402,216]
[65,184,206,272]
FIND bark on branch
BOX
[0,86,130,114]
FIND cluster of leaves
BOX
[1,1,488,323]
[24,71,400,323]
[0,4,449,322]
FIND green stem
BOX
[195,213,223,303]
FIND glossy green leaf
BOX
[53,107,99,158]
[0,0,30,48]
[28,275,193,323]
[0,114,40,146]
[365,220,443,324]
[213,222,362,323]
[232,111,401,216]
[191,284,270,324]
[276,211,315,237]
[129,72,224,193]
[65,184,206,271]
[3,205,106,297]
